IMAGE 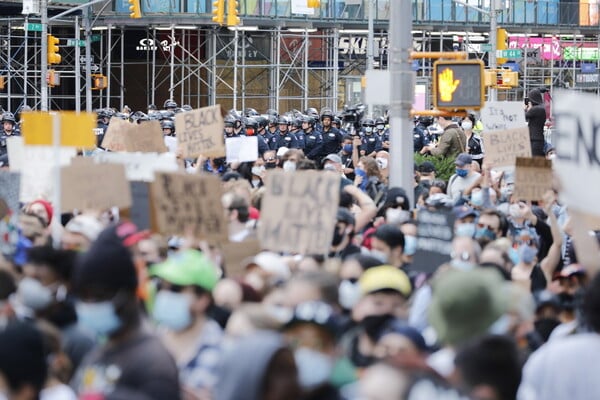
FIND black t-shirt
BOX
[72,330,181,400]
[530,264,547,293]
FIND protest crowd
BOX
[0,86,598,400]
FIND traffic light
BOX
[496,27,508,64]
[47,70,60,87]
[92,74,108,90]
[128,0,142,19]
[227,0,240,27]
[212,0,225,25]
[483,69,519,88]
[307,0,321,7]
[433,59,485,110]
[0,76,5,90]
[47,35,61,65]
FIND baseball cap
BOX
[553,264,586,280]
[418,161,436,174]
[453,205,478,220]
[322,153,342,165]
[359,265,412,298]
[65,215,103,242]
[381,187,411,211]
[283,300,338,335]
[150,249,220,292]
[276,147,289,157]
[244,251,291,281]
[454,153,473,167]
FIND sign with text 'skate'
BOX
[482,127,532,168]
[175,106,226,159]
[553,90,600,216]
[258,170,340,255]
[149,172,227,241]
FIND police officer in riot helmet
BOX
[245,108,259,117]
[233,113,245,136]
[267,114,279,137]
[255,115,276,150]
[303,115,323,157]
[245,117,270,156]
[164,99,178,111]
[359,118,382,157]
[181,104,193,112]
[266,108,279,117]
[1,112,19,137]
[290,116,305,150]
[161,119,175,136]
[375,116,390,149]
[413,116,433,153]
[275,115,298,149]
[307,110,342,161]
[224,115,238,138]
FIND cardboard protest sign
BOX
[512,157,553,201]
[93,152,179,181]
[101,119,167,153]
[149,172,227,241]
[0,172,21,214]
[129,181,151,230]
[480,101,527,131]
[220,239,262,278]
[226,136,258,163]
[175,105,226,158]
[61,158,132,212]
[569,210,600,278]
[482,127,532,168]
[553,90,600,216]
[18,144,76,203]
[258,170,340,255]
[412,208,455,274]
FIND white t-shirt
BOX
[41,384,77,400]
[447,172,481,202]
[518,333,600,400]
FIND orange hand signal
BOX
[438,67,460,102]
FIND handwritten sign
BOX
[13,138,77,203]
[482,127,532,168]
[226,136,258,163]
[149,172,227,241]
[0,172,21,214]
[553,90,600,216]
[101,119,167,153]
[258,170,340,255]
[512,157,553,201]
[412,208,455,274]
[480,101,527,132]
[175,105,226,158]
[220,239,262,278]
[93,152,179,181]
[61,158,132,212]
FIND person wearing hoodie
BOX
[525,88,546,157]
[215,331,301,400]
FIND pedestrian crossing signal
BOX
[433,60,485,110]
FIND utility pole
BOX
[489,0,499,101]
[366,0,374,117]
[388,0,414,207]
[41,0,49,111]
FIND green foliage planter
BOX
[413,153,457,183]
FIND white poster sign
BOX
[226,136,259,163]
[93,152,179,182]
[480,101,527,132]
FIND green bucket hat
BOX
[150,249,219,292]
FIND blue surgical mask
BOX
[343,144,353,153]
[403,235,417,256]
[455,168,468,178]
[294,347,334,389]
[76,300,121,337]
[455,222,476,238]
[471,190,484,207]
[152,291,192,331]
[518,244,537,264]
[365,127,373,133]
[475,227,496,241]
[508,247,520,265]
[17,277,53,311]
[369,249,388,264]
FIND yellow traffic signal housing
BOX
[483,69,519,88]
[227,0,240,27]
[47,35,61,65]
[128,0,142,18]
[0,76,5,90]
[307,0,321,7]
[433,59,485,110]
[92,74,108,90]
[212,0,225,25]
[501,70,519,87]
[496,28,508,64]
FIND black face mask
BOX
[332,226,345,246]
[265,162,277,169]
[534,318,561,342]
[361,314,396,341]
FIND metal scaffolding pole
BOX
[23,16,29,106]
[75,15,81,112]
[170,25,175,100]
[276,27,281,110]
[84,6,92,112]
[303,29,309,111]
[233,28,239,110]
[333,28,339,109]
[107,24,112,107]
[41,0,49,111]
[120,27,124,110]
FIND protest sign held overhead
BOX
[101,119,167,153]
[226,136,259,163]
[61,158,132,212]
[258,170,340,255]
[129,181,151,230]
[20,111,96,148]
[412,208,455,274]
[482,127,532,168]
[92,152,179,182]
[480,102,527,131]
[513,157,553,201]
[175,105,226,158]
[149,172,227,241]
[220,239,262,278]
[553,90,600,217]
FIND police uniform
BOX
[292,129,306,150]
[275,131,298,149]
[307,127,342,160]
[360,133,382,155]
[304,128,323,155]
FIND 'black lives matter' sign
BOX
[258,171,340,255]
[412,208,455,274]
[175,105,226,159]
